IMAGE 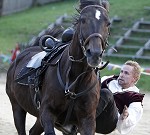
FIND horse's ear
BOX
[101,0,109,12]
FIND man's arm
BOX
[116,102,143,134]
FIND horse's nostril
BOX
[86,49,92,57]
[100,52,103,57]
[100,50,104,57]
[86,49,102,58]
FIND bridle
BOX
[80,33,106,57]
[78,5,109,57]
[58,5,110,124]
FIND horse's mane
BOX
[27,26,64,47]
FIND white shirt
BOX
[101,76,143,135]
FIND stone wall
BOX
[1,0,61,16]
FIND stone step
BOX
[135,56,150,60]
[124,37,149,42]
[132,29,150,33]
[105,54,150,61]
[140,21,150,25]
[144,6,150,10]
[115,45,141,49]
[105,53,135,58]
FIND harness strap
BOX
[63,79,98,126]
[73,79,98,99]
[57,61,94,92]
[63,99,75,126]
[65,62,72,94]
[57,62,65,89]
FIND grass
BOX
[109,0,150,24]
[0,0,150,91]
[0,0,150,54]
[0,0,77,54]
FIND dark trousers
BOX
[96,88,118,134]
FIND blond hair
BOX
[124,60,141,82]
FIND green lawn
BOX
[0,0,150,91]
[0,0,150,53]
[0,1,77,54]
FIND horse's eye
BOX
[81,17,86,24]
[107,22,111,27]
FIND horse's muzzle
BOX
[86,50,102,67]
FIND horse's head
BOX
[74,0,110,67]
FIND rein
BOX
[78,22,107,57]
[68,5,110,61]
[57,5,109,126]
[57,59,97,95]
[57,4,110,95]
[57,55,99,126]
[84,33,105,49]
[63,78,98,126]
[68,43,86,63]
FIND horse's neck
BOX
[68,35,92,78]
[59,37,95,88]
[69,34,84,61]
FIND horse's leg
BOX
[96,88,118,134]
[40,105,55,135]
[11,101,27,135]
[62,125,78,135]
[79,116,96,135]
[29,118,44,135]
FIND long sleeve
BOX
[116,102,143,134]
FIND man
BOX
[96,60,144,134]
[11,43,21,62]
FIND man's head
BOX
[118,60,141,89]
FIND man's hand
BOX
[121,105,129,120]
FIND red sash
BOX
[113,91,144,114]
[101,75,145,114]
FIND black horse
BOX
[6,0,110,134]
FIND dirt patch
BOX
[0,73,149,135]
